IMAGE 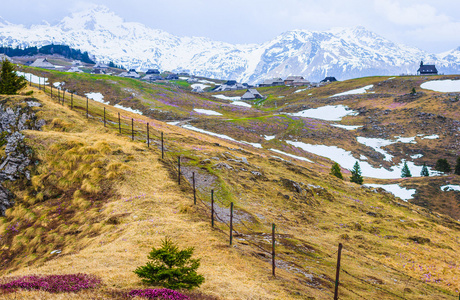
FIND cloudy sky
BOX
[1,0,459,53]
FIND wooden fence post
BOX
[334,243,343,300]
[118,112,121,134]
[161,132,164,159]
[178,156,181,185]
[86,97,88,118]
[272,223,276,276]
[131,118,134,140]
[211,190,214,227]
[193,172,196,205]
[147,123,149,147]
[103,107,106,127]
[230,202,233,245]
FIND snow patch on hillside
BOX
[365,184,416,201]
[421,80,460,92]
[114,104,143,115]
[270,149,313,163]
[286,105,358,121]
[85,92,108,104]
[193,108,222,116]
[440,185,460,192]
[330,85,374,97]
[213,95,241,101]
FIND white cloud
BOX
[374,0,450,26]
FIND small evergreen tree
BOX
[455,156,460,175]
[420,164,429,177]
[411,87,416,95]
[330,162,343,180]
[0,59,27,95]
[134,237,204,290]
[435,158,451,173]
[401,161,412,177]
[350,161,363,184]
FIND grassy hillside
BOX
[1,72,460,299]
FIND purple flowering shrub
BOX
[129,288,190,300]
[0,273,101,293]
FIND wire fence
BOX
[27,76,460,299]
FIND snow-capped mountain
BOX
[0,5,459,83]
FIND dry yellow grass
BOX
[1,84,460,299]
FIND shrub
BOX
[0,273,101,293]
[330,162,343,180]
[0,59,27,94]
[401,161,412,178]
[350,161,363,184]
[420,164,429,177]
[435,158,451,173]
[454,156,460,175]
[129,288,190,300]
[134,237,205,290]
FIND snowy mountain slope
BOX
[0,5,459,83]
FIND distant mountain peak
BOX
[0,7,459,82]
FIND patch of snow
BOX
[191,83,210,90]
[294,88,308,93]
[198,79,216,85]
[330,85,374,97]
[331,124,362,130]
[114,104,143,115]
[53,82,62,88]
[270,149,313,163]
[357,136,416,162]
[388,77,396,80]
[167,121,180,126]
[411,154,423,159]
[440,185,460,192]
[213,94,241,101]
[50,249,62,254]
[365,184,416,201]
[286,105,358,121]
[421,134,439,140]
[308,93,312,95]
[421,80,460,93]
[16,71,48,85]
[231,101,251,108]
[183,124,261,149]
[193,108,222,116]
[264,135,276,140]
[179,76,188,80]
[285,140,433,179]
[85,92,108,104]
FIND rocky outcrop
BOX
[0,98,44,215]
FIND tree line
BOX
[0,44,95,64]
[330,156,460,184]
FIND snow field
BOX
[286,105,358,121]
[16,71,48,85]
[364,184,416,201]
[440,185,460,192]
[85,92,108,104]
[330,85,374,97]
[421,80,460,93]
[193,109,222,116]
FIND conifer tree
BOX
[0,59,27,95]
[330,162,343,179]
[455,156,460,175]
[134,237,204,290]
[420,164,429,177]
[350,161,363,184]
[401,161,412,178]
[435,158,451,173]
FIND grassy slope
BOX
[1,74,460,299]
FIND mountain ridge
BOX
[1,5,459,83]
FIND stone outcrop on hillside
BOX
[0,98,44,215]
